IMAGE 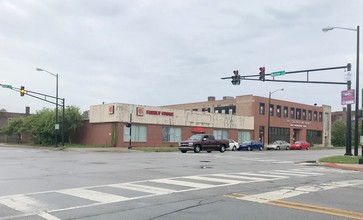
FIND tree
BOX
[1,117,26,143]
[61,106,83,144]
[2,106,84,145]
[331,120,346,147]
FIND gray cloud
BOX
[1,0,362,113]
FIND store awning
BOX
[191,127,205,133]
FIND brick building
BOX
[77,94,331,147]
[164,95,331,146]
[77,103,254,147]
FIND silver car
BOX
[266,140,290,150]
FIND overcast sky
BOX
[1,0,362,114]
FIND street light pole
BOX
[36,68,59,147]
[267,88,284,144]
[322,25,360,156]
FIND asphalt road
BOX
[0,145,362,220]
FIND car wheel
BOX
[232,146,236,151]
[247,146,251,151]
[276,146,280,150]
[207,150,212,153]
[194,145,201,153]
[259,146,263,151]
[286,146,289,150]
[306,147,310,150]
[181,150,187,153]
[220,145,226,153]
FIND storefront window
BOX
[123,125,147,142]
[213,130,228,139]
[162,127,181,142]
[238,131,251,143]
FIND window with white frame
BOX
[162,127,181,142]
[213,130,228,139]
[123,125,147,142]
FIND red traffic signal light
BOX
[259,67,265,81]
[20,86,25,96]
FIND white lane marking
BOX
[212,173,278,182]
[239,180,363,203]
[273,161,294,164]
[184,176,241,184]
[260,171,314,177]
[150,179,214,188]
[58,188,129,203]
[110,183,176,194]
[0,168,341,219]
[265,170,323,175]
[235,172,288,179]
[38,212,62,220]
[0,195,43,213]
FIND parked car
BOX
[290,141,310,150]
[266,140,290,150]
[228,139,239,151]
[238,140,264,151]
[178,134,229,153]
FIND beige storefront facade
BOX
[78,103,254,147]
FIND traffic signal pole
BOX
[221,63,353,155]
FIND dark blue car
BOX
[238,140,264,151]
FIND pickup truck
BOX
[178,134,229,153]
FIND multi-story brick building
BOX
[165,95,331,146]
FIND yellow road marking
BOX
[268,200,363,220]
[224,193,363,220]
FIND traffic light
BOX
[231,70,240,85]
[20,86,25,96]
[259,67,265,81]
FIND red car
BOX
[290,141,310,150]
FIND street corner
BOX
[319,162,363,172]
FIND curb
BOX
[319,162,363,171]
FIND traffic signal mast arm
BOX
[221,64,350,85]
[1,85,64,107]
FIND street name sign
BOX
[271,71,285,77]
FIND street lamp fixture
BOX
[36,68,59,147]
[267,88,284,144]
[322,25,360,159]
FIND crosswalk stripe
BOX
[184,176,241,184]
[58,188,129,203]
[150,179,214,188]
[0,195,43,213]
[38,212,62,220]
[110,183,176,194]
[260,171,313,177]
[236,172,288,179]
[212,173,272,182]
[267,170,322,175]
